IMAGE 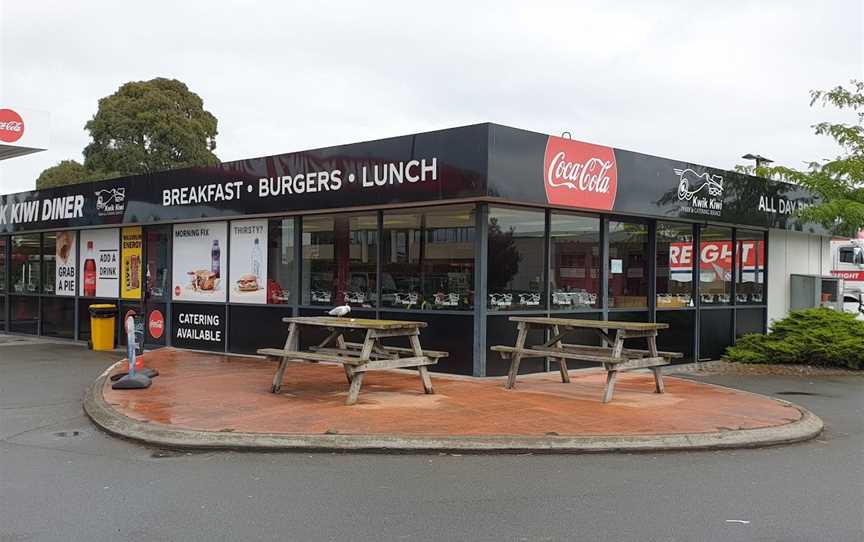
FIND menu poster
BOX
[121,226,143,299]
[172,222,227,302]
[79,229,119,297]
[55,230,76,296]
[229,219,268,304]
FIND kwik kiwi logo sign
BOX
[94,187,126,216]
[675,168,724,217]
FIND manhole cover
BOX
[54,431,80,437]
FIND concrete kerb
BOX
[84,362,824,454]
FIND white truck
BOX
[830,238,864,319]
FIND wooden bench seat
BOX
[491,344,669,368]
[257,348,363,365]
[257,348,438,372]
[558,343,684,360]
[340,341,449,359]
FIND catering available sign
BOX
[171,303,225,352]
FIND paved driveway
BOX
[1,341,862,542]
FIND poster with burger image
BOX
[228,219,267,304]
[55,231,76,296]
[172,221,227,302]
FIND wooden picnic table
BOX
[257,316,448,405]
[491,317,682,403]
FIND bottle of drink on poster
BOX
[251,237,262,281]
[211,239,220,278]
[84,241,96,297]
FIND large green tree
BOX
[754,80,864,237]
[83,78,218,175]
[35,77,218,189]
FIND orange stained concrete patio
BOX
[103,348,802,437]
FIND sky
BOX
[0,0,861,195]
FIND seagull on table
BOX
[328,305,351,317]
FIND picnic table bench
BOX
[491,317,683,403]
[257,316,448,405]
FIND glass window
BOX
[267,218,295,304]
[382,205,475,310]
[699,226,733,305]
[10,234,40,294]
[382,212,421,308]
[42,233,57,294]
[0,236,7,292]
[145,226,170,301]
[487,207,545,310]
[550,212,600,309]
[302,213,377,307]
[839,245,864,265]
[608,220,649,308]
[656,222,694,309]
[736,229,765,304]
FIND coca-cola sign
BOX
[0,109,25,143]
[543,136,617,210]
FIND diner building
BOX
[0,123,833,375]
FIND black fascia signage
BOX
[0,124,489,233]
[485,124,824,233]
[0,122,823,234]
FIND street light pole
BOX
[742,153,774,169]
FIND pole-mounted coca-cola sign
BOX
[0,109,25,143]
[543,136,617,211]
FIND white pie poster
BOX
[79,229,119,297]
[172,222,227,302]
[55,230,76,296]
[229,219,268,304]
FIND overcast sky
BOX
[0,0,861,195]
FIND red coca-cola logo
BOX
[543,136,617,210]
[0,109,25,143]
[148,310,165,339]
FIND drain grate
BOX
[776,391,821,397]
[54,431,80,437]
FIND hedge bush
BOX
[724,307,864,370]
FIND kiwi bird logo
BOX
[675,168,723,201]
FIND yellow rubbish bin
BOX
[89,304,117,351]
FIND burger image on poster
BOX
[229,219,267,304]
[172,222,228,302]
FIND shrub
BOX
[724,307,864,370]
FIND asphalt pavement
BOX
[1,340,862,542]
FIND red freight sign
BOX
[543,136,617,210]
[0,109,24,143]
[831,270,864,281]
[669,240,765,272]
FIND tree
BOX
[34,77,219,189]
[753,80,864,237]
[35,160,111,190]
[83,78,218,175]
